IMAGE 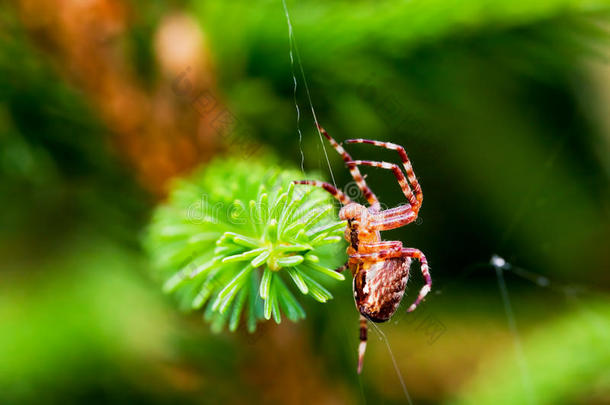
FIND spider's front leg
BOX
[345,139,423,213]
[346,159,419,211]
[292,180,351,205]
[370,205,417,230]
[317,126,381,210]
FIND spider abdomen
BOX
[353,257,411,323]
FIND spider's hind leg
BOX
[358,315,368,374]
[402,248,431,312]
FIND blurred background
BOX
[1,0,610,404]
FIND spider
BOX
[293,125,431,373]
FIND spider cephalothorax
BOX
[294,125,431,373]
[339,203,370,249]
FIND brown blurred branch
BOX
[16,0,219,196]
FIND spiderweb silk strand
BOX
[281,0,337,187]
[370,322,414,405]
[485,131,573,405]
[281,0,305,173]
[491,255,537,405]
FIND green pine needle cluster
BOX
[145,157,347,333]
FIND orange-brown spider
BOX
[294,125,431,373]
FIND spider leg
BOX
[349,241,402,261]
[292,180,351,205]
[349,247,403,261]
[335,264,347,273]
[370,205,417,231]
[345,139,423,212]
[401,248,431,312]
[346,160,418,209]
[317,125,380,210]
[359,240,402,253]
[358,314,367,374]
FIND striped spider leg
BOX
[293,128,431,374]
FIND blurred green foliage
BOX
[1,0,610,404]
[0,6,148,249]
[145,157,347,332]
[453,298,610,405]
